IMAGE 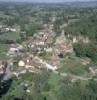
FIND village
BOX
[0,2,97,100]
[0,23,71,75]
[0,21,96,82]
[0,3,96,83]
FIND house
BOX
[73,36,78,43]
[45,48,53,53]
[10,28,17,32]
[60,42,73,53]
[0,25,3,28]
[54,42,73,55]
[18,56,42,71]
[51,16,56,22]
[42,63,57,71]
[5,27,17,32]
[33,56,58,71]
[28,39,49,54]
[72,36,90,44]
[7,47,19,56]
[7,44,24,56]
[18,60,25,67]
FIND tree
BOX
[73,43,87,57]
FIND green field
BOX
[42,73,64,100]
[58,56,89,76]
[0,44,10,60]
[0,32,20,60]
[49,73,63,89]
[0,32,20,41]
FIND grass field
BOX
[0,32,20,41]
[0,44,10,60]
[0,32,20,60]
[58,56,89,76]
[42,73,64,100]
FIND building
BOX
[7,44,24,56]
[18,55,58,72]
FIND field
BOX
[0,32,20,60]
[0,32,20,41]
[0,44,9,60]
[42,73,64,100]
[58,55,89,76]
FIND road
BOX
[3,64,13,81]
[53,70,95,82]
[2,62,97,82]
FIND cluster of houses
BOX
[27,27,55,55]
[6,26,57,72]
[6,24,75,73]
[17,27,58,71]
[18,55,57,72]
[54,30,73,56]
[54,42,73,55]
[21,28,74,71]
[5,22,84,74]
[28,28,73,58]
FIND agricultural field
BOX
[0,32,20,60]
[0,32,20,41]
